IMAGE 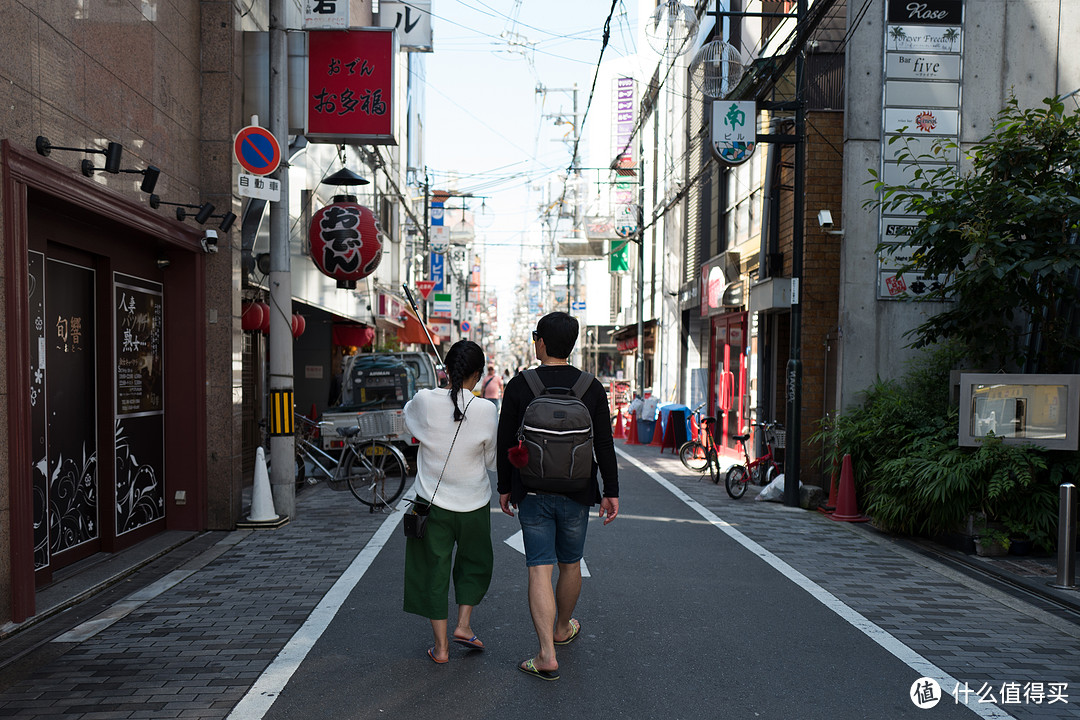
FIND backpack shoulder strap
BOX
[569,371,595,399]
[522,368,546,397]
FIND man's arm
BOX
[589,380,619,500]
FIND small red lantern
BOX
[308,199,383,283]
[291,314,306,339]
[258,301,271,334]
[241,301,264,332]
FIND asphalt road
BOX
[257,459,976,720]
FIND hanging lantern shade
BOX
[689,40,744,99]
[308,199,383,283]
[241,301,264,332]
[258,301,271,334]
[645,0,699,57]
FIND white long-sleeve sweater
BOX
[402,389,497,512]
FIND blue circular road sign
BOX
[233,126,281,176]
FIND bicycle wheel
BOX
[707,448,721,485]
[343,440,407,508]
[725,465,750,499]
[679,441,710,472]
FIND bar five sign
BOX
[307,28,396,144]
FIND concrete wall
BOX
[837,0,1080,410]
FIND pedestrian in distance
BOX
[481,364,503,411]
[402,340,498,664]
[497,311,620,681]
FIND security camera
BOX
[201,228,219,254]
[817,209,834,229]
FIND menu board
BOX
[115,276,164,417]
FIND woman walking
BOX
[402,340,498,663]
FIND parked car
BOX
[320,352,442,472]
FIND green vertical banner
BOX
[609,239,630,273]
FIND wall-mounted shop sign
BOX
[887,0,963,25]
[711,100,757,165]
[379,1,433,52]
[699,252,742,317]
[307,28,396,144]
[303,0,350,29]
[877,0,964,300]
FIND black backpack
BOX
[515,369,596,494]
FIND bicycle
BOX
[293,411,409,511]
[678,403,721,484]
[725,421,784,499]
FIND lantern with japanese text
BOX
[308,197,383,289]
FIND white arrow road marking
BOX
[504,530,590,577]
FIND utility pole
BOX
[267,0,295,517]
[783,0,807,508]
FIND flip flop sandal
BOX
[427,647,449,664]
[519,658,559,681]
[452,635,485,650]
[554,618,580,646]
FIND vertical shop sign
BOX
[45,259,99,556]
[114,275,165,535]
[379,1,434,52]
[303,0,350,28]
[877,0,964,299]
[28,252,49,569]
[307,28,397,144]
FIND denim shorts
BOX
[518,493,590,567]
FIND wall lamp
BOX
[36,136,160,193]
[36,135,121,174]
[149,194,235,232]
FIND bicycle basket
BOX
[769,427,786,449]
[355,409,406,439]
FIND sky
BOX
[419,0,644,346]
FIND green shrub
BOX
[814,345,1065,552]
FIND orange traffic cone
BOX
[625,411,641,445]
[828,454,869,522]
[649,415,665,446]
[612,411,626,440]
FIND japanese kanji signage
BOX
[378,1,433,52]
[308,200,384,282]
[303,0,350,29]
[307,28,396,145]
[711,101,756,165]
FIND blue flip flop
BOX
[554,618,580,646]
[519,658,559,681]
[452,635,484,650]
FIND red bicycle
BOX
[725,421,784,499]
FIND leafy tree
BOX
[871,96,1080,372]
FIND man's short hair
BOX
[535,312,579,359]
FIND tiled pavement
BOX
[0,442,1078,718]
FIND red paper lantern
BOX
[308,200,383,282]
[241,302,264,332]
[291,314,306,339]
[258,301,271,334]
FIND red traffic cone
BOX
[624,411,641,445]
[828,454,869,522]
[818,456,840,515]
[649,415,665,446]
[612,411,626,440]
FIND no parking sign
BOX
[233,126,281,176]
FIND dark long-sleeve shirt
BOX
[496,365,619,506]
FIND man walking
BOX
[497,311,619,681]
[481,364,502,410]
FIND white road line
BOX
[226,499,409,720]
[616,447,1016,720]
